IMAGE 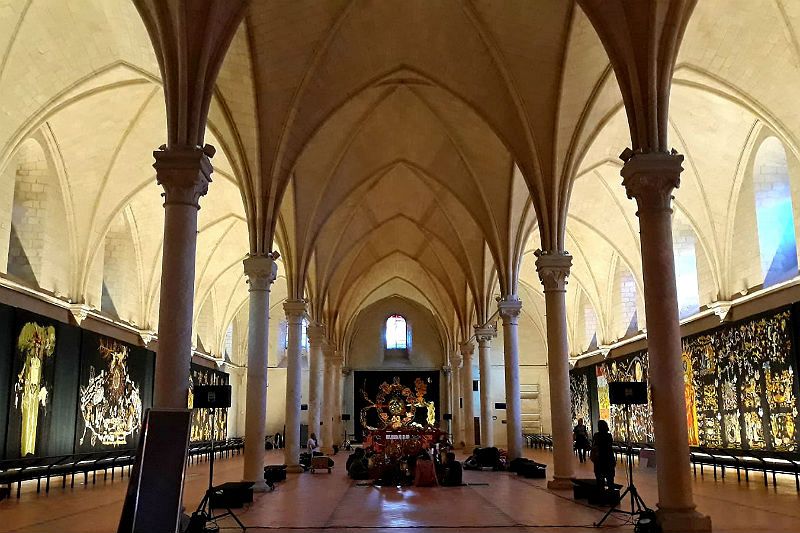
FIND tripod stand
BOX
[595,404,650,527]
[191,408,246,532]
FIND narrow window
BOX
[385,314,407,349]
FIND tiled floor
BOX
[1,448,799,532]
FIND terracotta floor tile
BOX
[1,448,799,532]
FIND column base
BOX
[286,464,305,474]
[656,507,712,532]
[249,480,271,492]
[547,476,574,490]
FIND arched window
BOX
[385,314,407,349]
[673,217,700,318]
[753,137,798,287]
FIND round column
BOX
[241,253,278,490]
[283,299,306,473]
[306,324,325,447]
[440,365,451,433]
[449,353,463,447]
[499,296,524,460]
[475,327,496,447]
[459,341,476,450]
[332,353,345,446]
[536,251,574,490]
[321,343,335,454]
[152,146,213,408]
[621,151,710,531]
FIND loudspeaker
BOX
[193,385,232,409]
[443,413,452,421]
[208,481,253,508]
[341,414,351,421]
[494,402,506,410]
[608,381,648,405]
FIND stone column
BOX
[621,151,710,531]
[536,250,574,490]
[499,296,524,460]
[459,341,476,449]
[441,365,452,432]
[306,323,325,447]
[334,362,353,448]
[449,353,463,447]
[283,299,307,473]
[152,146,213,408]
[241,253,278,490]
[321,343,335,454]
[332,354,345,446]
[475,326,496,447]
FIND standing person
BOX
[590,420,616,490]
[573,418,590,463]
[307,432,320,455]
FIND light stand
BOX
[594,404,650,527]
[192,408,246,532]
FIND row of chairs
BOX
[0,437,245,499]
[524,434,553,449]
[689,447,800,490]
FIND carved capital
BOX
[139,329,157,346]
[154,145,214,208]
[243,253,278,292]
[459,341,475,358]
[283,299,307,325]
[342,365,352,377]
[307,323,326,345]
[498,296,522,325]
[69,303,92,325]
[442,365,452,376]
[535,250,572,293]
[449,353,463,369]
[620,150,684,213]
[474,325,497,345]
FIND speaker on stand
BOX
[341,414,351,450]
[595,381,652,528]
[187,384,249,533]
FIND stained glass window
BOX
[386,314,407,349]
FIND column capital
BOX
[474,325,497,345]
[243,253,279,292]
[441,364,452,375]
[498,296,522,325]
[449,352,463,368]
[341,365,352,376]
[283,299,307,324]
[154,145,214,208]
[307,323,326,345]
[620,149,684,213]
[535,250,572,293]
[459,340,475,358]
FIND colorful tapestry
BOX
[188,363,229,442]
[7,322,56,457]
[570,371,590,428]
[595,353,654,443]
[682,309,798,451]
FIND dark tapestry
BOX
[569,370,590,429]
[5,318,57,458]
[75,332,154,452]
[353,370,439,441]
[595,352,653,443]
[188,363,229,442]
[682,309,798,451]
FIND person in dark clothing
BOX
[591,419,616,490]
[573,418,590,463]
[440,452,463,486]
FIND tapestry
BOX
[6,321,56,457]
[681,309,798,451]
[353,370,439,441]
[570,370,590,428]
[75,333,154,451]
[188,363,229,442]
[595,352,654,443]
